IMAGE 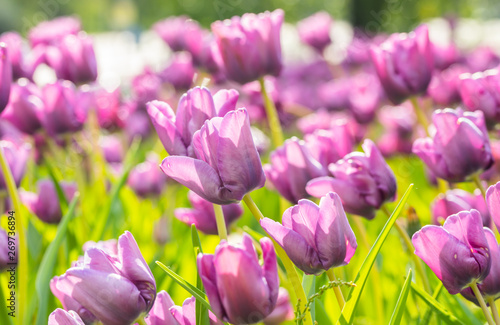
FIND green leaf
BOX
[389,269,413,325]
[45,158,69,209]
[191,225,210,325]
[155,261,212,311]
[303,274,316,320]
[34,194,80,325]
[410,282,465,325]
[421,282,443,325]
[337,184,414,325]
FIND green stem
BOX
[381,206,431,293]
[487,297,500,325]
[0,147,26,324]
[259,77,284,148]
[326,268,345,310]
[409,96,430,136]
[242,194,313,325]
[470,281,495,325]
[213,204,227,241]
[135,316,147,325]
[472,173,487,199]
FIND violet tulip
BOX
[160,108,265,205]
[21,179,77,224]
[49,309,85,325]
[211,9,284,84]
[264,137,327,204]
[432,189,490,227]
[377,104,415,156]
[170,296,223,325]
[153,16,204,53]
[0,138,30,191]
[412,108,493,182]
[304,124,354,169]
[261,192,357,275]
[127,154,167,198]
[297,12,332,54]
[0,43,12,113]
[412,210,491,294]
[175,191,242,235]
[158,52,195,91]
[465,46,500,73]
[262,288,294,325]
[486,181,500,233]
[370,25,434,104]
[197,234,279,324]
[50,231,156,325]
[99,135,123,164]
[0,32,31,80]
[144,291,176,325]
[147,86,238,157]
[427,64,468,106]
[307,139,397,219]
[28,16,81,47]
[131,67,162,107]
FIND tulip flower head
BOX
[49,309,85,325]
[0,43,12,113]
[197,234,279,324]
[432,189,490,227]
[297,11,332,54]
[127,153,167,198]
[261,192,357,275]
[170,296,224,325]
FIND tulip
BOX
[432,189,490,227]
[48,309,85,325]
[0,43,12,113]
[264,137,327,204]
[21,179,77,224]
[297,12,332,54]
[465,46,500,73]
[50,231,156,325]
[307,139,397,219]
[261,192,357,275]
[432,42,460,71]
[377,104,415,156]
[147,87,238,157]
[211,9,284,84]
[197,234,279,324]
[94,87,124,130]
[303,124,354,169]
[158,52,195,91]
[2,78,43,134]
[99,135,123,164]
[0,32,32,80]
[427,64,468,106]
[0,138,30,191]
[370,25,433,104]
[175,191,242,235]
[153,16,204,53]
[28,16,81,47]
[486,181,500,233]
[262,288,294,325]
[127,153,167,198]
[412,210,491,294]
[144,291,176,325]
[125,109,151,143]
[412,108,493,182]
[161,108,265,205]
[347,72,383,124]
[170,296,223,325]
[132,67,162,107]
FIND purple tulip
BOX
[147,87,238,157]
[144,290,176,325]
[297,12,332,54]
[485,181,500,233]
[0,32,32,80]
[197,234,279,324]
[158,52,195,91]
[297,109,364,142]
[211,9,284,84]
[262,288,294,325]
[94,87,124,130]
[307,139,397,219]
[370,25,434,104]
[175,191,242,235]
[21,179,77,224]
[261,192,357,275]
[153,16,204,54]
[303,125,354,170]
[131,67,162,107]
[28,16,81,47]
[125,109,151,143]
[412,210,491,294]
[0,138,30,191]
[51,231,156,325]
[465,46,500,73]
[432,189,490,227]
[428,64,468,106]
[0,43,12,113]
[264,137,327,204]
[0,228,16,271]
[377,104,415,156]
[318,78,351,111]
[127,153,167,198]
[99,135,123,164]
[432,42,460,71]
[49,309,85,325]
[458,69,500,124]
[170,296,223,325]
[412,108,493,182]
[348,72,383,124]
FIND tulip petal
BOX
[147,100,187,156]
[48,309,85,325]
[260,237,279,308]
[289,200,321,251]
[145,290,176,325]
[197,254,225,320]
[214,88,239,117]
[486,182,500,233]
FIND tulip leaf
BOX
[34,194,80,325]
[155,261,212,312]
[337,184,414,325]
[388,269,413,325]
[421,282,443,325]
[302,274,316,320]
[191,225,210,325]
[410,282,465,325]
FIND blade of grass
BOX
[44,158,68,209]
[389,269,413,325]
[34,194,80,325]
[337,184,414,325]
[422,282,443,325]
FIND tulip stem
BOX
[381,206,431,293]
[242,194,314,325]
[471,281,495,325]
[326,268,345,310]
[409,96,429,136]
[0,146,26,325]
[213,204,228,241]
[259,77,284,148]
[487,297,500,325]
[135,316,147,325]
[472,173,487,199]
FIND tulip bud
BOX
[158,52,195,91]
[28,16,81,47]
[432,189,490,227]
[99,135,124,164]
[0,32,32,80]
[197,234,279,324]
[153,16,204,53]
[131,67,162,108]
[427,64,468,106]
[262,288,294,325]
[127,153,167,198]
[0,43,12,113]
[304,123,354,169]
[297,12,332,54]
[465,46,500,73]
[48,308,85,325]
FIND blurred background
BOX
[1,0,499,35]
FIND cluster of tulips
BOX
[2,5,500,325]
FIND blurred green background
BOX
[1,0,498,35]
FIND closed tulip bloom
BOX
[28,16,81,47]
[370,25,433,104]
[153,16,204,53]
[412,108,493,182]
[262,288,294,325]
[0,32,32,80]
[261,192,357,275]
[1,78,43,134]
[304,125,354,169]
[465,46,500,73]
[432,189,490,227]
[427,64,468,106]
[412,210,491,294]
[307,140,397,219]
[144,291,176,325]
[0,139,30,191]
[170,296,223,325]
[21,179,77,224]
[265,137,327,204]
[485,181,500,233]
[432,42,460,71]
[197,234,279,324]
[131,67,162,107]
[211,9,284,84]
[161,108,265,205]
[0,44,12,113]
[147,87,238,157]
[348,72,383,124]
[94,87,124,130]
[158,52,195,91]
[297,12,332,54]
[50,231,156,325]
[128,153,167,198]
[49,309,85,325]
[377,104,415,156]
[175,191,242,235]
[99,135,123,164]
